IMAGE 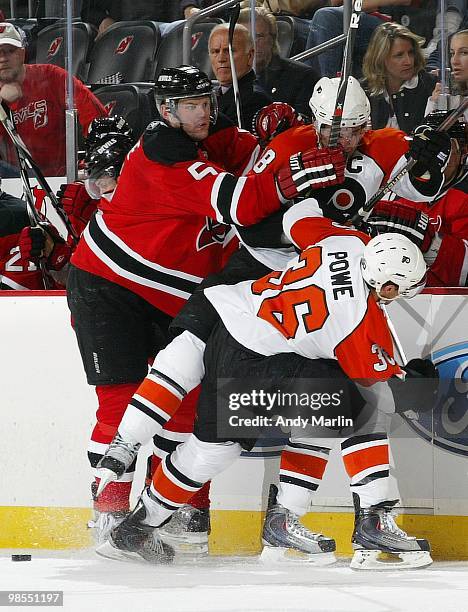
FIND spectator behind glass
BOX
[83,1,181,36]
[237,7,319,118]
[426,29,468,122]
[0,23,106,178]
[209,23,272,128]
[362,21,436,133]
[304,1,416,78]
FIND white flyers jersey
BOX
[205,206,403,384]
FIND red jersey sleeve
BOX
[203,124,260,176]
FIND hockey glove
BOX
[367,201,436,253]
[253,102,304,146]
[18,226,47,262]
[41,223,74,271]
[57,181,97,235]
[408,125,452,178]
[389,358,439,415]
[276,147,346,200]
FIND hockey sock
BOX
[148,448,211,510]
[89,382,141,512]
[278,439,332,515]
[150,435,242,512]
[341,433,391,508]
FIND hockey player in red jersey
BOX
[68,65,347,546]
[99,203,433,569]
[96,77,454,565]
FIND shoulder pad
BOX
[142,122,198,164]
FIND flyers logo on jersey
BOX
[191,32,203,51]
[47,37,63,58]
[196,218,227,251]
[403,341,468,457]
[115,36,134,55]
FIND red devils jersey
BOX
[206,200,402,385]
[0,64,105,177]
[72,119,280,317]
[0,232,44,290]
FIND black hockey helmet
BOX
[422,110,466,147]
[85,136,135,182]
[154,65,218,123]
[85,115,135,151]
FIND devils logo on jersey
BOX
[115,36,134,54]
[47,37,63,58]
[196,217,227,251]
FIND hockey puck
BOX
[11,554,31,562]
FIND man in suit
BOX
[239,7,319,119]
[209,23,272,129]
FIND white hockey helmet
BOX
[309,76,370,132]
[361,233,427,299]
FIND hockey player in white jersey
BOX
[97,198,435,569]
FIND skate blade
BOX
[350,549,433,570]
[159,534,208,555]
[260,546,336,566]
[95,540,150,564]
[95,468,119,497]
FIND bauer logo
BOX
[403,341,468,457]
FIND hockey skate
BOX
[88,509,129,545]
[95,433,141,497]
[350,494,432,570]
[260,485,336,565]
[158,505,210,555]
[96,495,174,564]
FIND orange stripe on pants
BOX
[280,450,328,480]
[342,444,389,478]
[152,461,199,506]
[137,378,181,417]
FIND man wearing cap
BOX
[0,23,105,177]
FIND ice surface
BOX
[1,550,467,612]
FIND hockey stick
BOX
[228,2,242,128]
[350,96,468,228]
[328,0,363,147]
[0,104,79,244]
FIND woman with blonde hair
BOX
[426,29,468,121]
[362,21,437,133]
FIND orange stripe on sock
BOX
[342,444,389,478]
[137,378,181,417]
[151,463,197,506]
[280,450,328,479]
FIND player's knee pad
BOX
[171,435,242,483]
[152,331,206,394]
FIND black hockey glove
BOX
[367,201,436,253]
[402,358,438,380]
[388,358,439,415]
[408,125,452,178]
